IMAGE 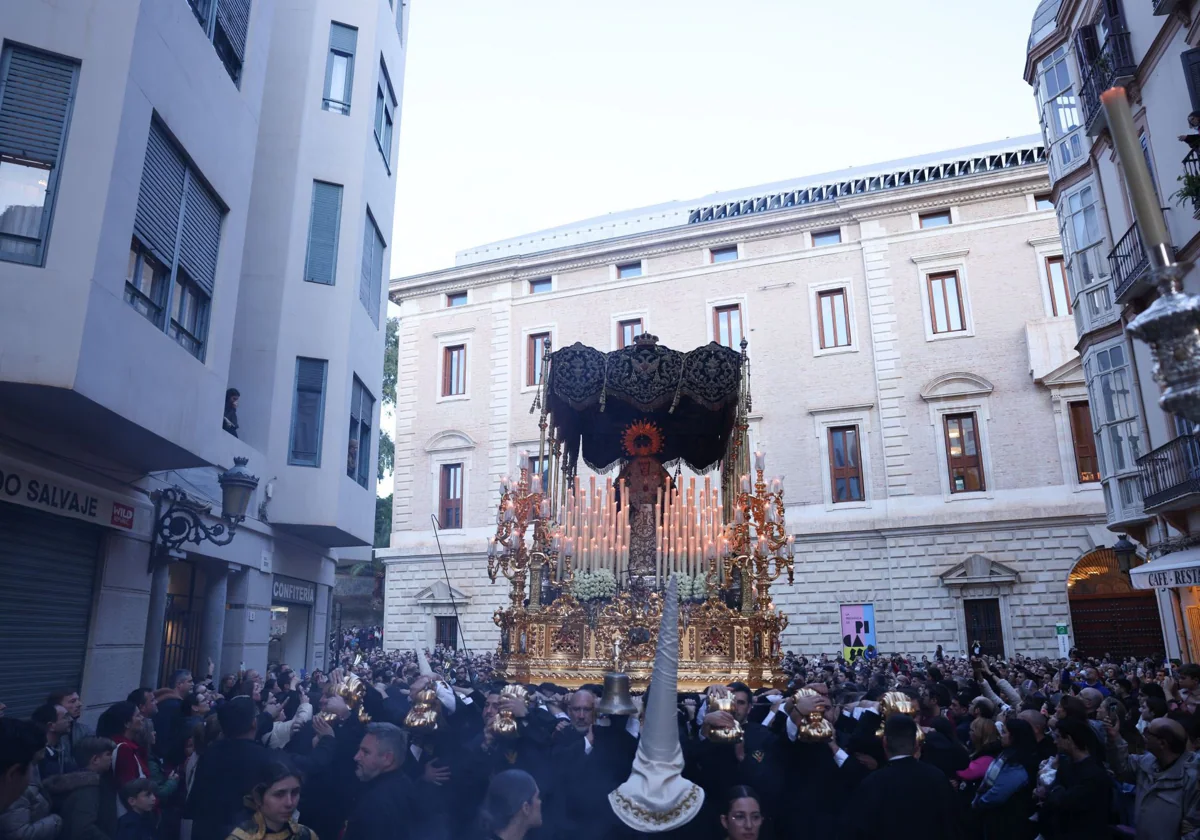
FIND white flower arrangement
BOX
[671,572,708,602]
[571,568,617,602]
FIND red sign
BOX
[111,502,135,530]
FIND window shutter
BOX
[178,175,223,296]
[1183,49,1200,116]
[216,0,253,62]
[370,224,385,324]
[359,213,374,314]
[291,358,327,465]
[1073,26,1099,67]
[134,123,188,266]
[304,181,342,284]
[1101,0,1127,32]
[330,23,358,54]
[0,47,77,165]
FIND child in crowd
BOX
[114,779,157,840]
[49,736,119,840]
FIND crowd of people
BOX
[3,642,1200,840]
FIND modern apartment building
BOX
[1024,0,1200,662]
[0,0,408,719]
[381,137,1130,661]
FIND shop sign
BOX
[0,454,149,536]
[1147,567,1200,589]
[273,575,316,605]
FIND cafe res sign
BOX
[1144,566,1200,589]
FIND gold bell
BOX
[596,672,637,717]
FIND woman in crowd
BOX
[225,759,315,840]
[478,769,542,840]
[971,718,1038,840]
[957,717,1001,787]
[96,702,149,791]
[720,786,765,840]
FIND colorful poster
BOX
[841,604,876,662]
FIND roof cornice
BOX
[391,166,1050,300]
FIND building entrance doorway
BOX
[964,598,1004,657]
[1068,548,1161,659]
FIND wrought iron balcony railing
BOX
[1184,147,1200,221]
[1108,221,1149,302]
[1079,33,1138,131]
[1137,434,1200,510]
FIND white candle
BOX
[740,474,751,493]
[754,451,765,471]
[531,474,542,495]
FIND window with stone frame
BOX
[827,426,864,502]
[439,463,463,528]
[944,413,985,493]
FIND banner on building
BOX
[841,603,876,662]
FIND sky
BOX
[388,0,1046,279]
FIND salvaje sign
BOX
[0,454,149,536]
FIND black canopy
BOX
[545,336,743,474]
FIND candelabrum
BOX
[487,455,559,611]
[721,452,795,614]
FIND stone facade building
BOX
[382,137,1120,660]
[1023,0,1200,662]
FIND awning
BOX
[1131,548,1200,590]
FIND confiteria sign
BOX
[0,454,150,537]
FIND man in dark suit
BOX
[850,714,961,840]
[547,688,637,840]
[344,723,419,840]
[688,683,785,838]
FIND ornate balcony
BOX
[1138,434,1200,512]
[1108,221,1150,303]
[1183,147,1200,221]
[1079,33,1138,134]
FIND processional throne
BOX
[486,334,795,690]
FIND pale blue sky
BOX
[390,0,1044,277]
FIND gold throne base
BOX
[493,587,789,692]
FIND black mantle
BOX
[544,336,743,474]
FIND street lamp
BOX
[154,457,260,550]
[1112,534,1138,575]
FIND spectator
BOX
[478,769,542,840]
[971,718,1037,840]
[223,389,240,438]
[113,779,156,840]
[48,736,118,840]
[1106,716,1200,840]
[96,703,148,796]
[0,720,46,814]
[152,672,193,761]
[30,703,76,781]
[1036,717,1111,840]
[47,692,92,762]
[225,759,315,840]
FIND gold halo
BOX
[622,420,664,457]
